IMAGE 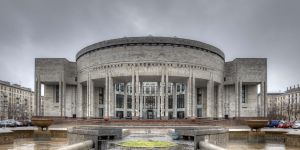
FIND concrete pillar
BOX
[160,70,165,119]
[104,74,109,119]
[124,84,127,118]
[59,80,63,117]
[239,81,242,117]
[217,84,223,118]
[89,79,94,117]
[165,71,169,119]
[35,74,41,116]
[131,70,135,117]
[235,81,239,118]
[206,79,214,118]
[261,81,266,117]
[62,81,66,117]
[192,75,196,118]
[108,74,113,118]
[77,83,83,118]
[157,84,160,118]
[173,83,177,119]
[186,74,192,118]
[136,72,140,118]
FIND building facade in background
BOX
[0,80,34,120]
[266,85,300,121]
[35,36,267,119]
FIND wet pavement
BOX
[0,138,68,150]
[228,140,300,150]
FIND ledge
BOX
[76,36,224,60]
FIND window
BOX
[197,108,202,117]
[197,89,202,105]
[116,94,124,108]
[127,85,132,94]
[181,84,185,92]
[168,112,173,119]
[55,85,59,103]
[99,108,104,118]
[127,95,132,109]
[116,111,123,119]
[177,84,180,92]
[168,84,172,94]
[116,83,125,92]
[176,83,185,93]
[127,111,132,118]
[242,85,247,103]
[177,94,184,108]
[177,111,184,119]
[99,88,104,104]
[168,95,173,109]
[145,87,150,94]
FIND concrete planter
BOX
[32,118,53,130]
[245,120,268,131]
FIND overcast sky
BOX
[0,0,299,92]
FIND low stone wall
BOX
[57,140,94,150]
[0,131,14,144]
[68,126,122,150]
[51,130,67,138]
[285,133,300,147]
[0,128,67,145]
[175,126,229,150]
[229,130,300,147]
[199,141,226,150]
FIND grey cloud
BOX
[0,0,300,92]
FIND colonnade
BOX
[79,71,224,119]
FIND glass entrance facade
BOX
[114,81,186,119]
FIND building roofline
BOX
[76,36,225,60]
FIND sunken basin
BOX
[246,120,268,131]
[32,118,53,131]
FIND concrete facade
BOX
[265,85,300,121]
[35,36,267,119]
[0,80,34,120]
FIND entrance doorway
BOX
[146,110,154,119]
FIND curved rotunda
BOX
[35,36,267,120]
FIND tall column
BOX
[124,84,128,118]
[235,81,239,118]
[261,81,265,117]
[157,84,161,118]
[86,79,89,118]
[89,79,94,117]
[186,74,192,118]
[239,81,242,117]
[136,72,140,118]
[59,80,63,117]
[131,70,135,118]
[77,83,83,118]
[264,81,267,117]
[108,74,113,118]
[173,84,177,119]
[104,74,109,119]
[206,79,214,118]
[165,71,169,119]
[192,75,196,118]
[160,70,165,119]
[140,86,143,119]
[62,81,66,116]
[35,74,41,116]
[217,84,223,118]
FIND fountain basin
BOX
[120,140,177,148]
[32,118,53,130]
[246,120,268,131]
